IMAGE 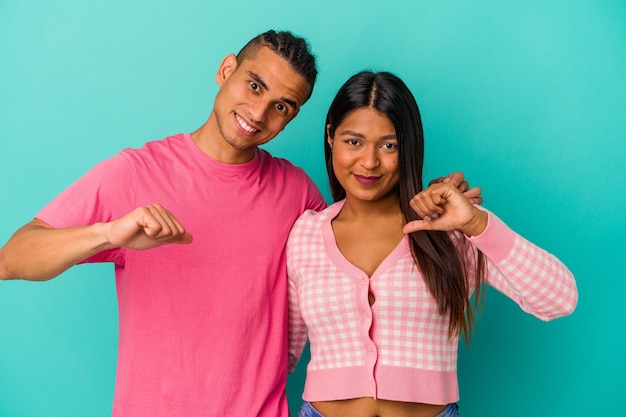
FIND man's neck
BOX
[191,115,257,164]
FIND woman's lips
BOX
[353,174,381,185]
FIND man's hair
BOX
[237,30,317,102]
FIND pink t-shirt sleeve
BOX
[36,153,136,264]
[304,177,328,213]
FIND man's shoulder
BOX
[121,133,186,156]
[257,148,326,211]
[257,149,314,182]
[113,134,190,173]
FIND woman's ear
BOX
[216,54,238,86]
[326,124,333,149]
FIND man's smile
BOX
[235,113,260,136]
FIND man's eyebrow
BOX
[248,71,268,90]
[248,71,299,110]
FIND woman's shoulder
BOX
[295,200,343,226]
[289,200,344,240]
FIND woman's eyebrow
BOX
[339,130,397,141]
[339,130,365,138]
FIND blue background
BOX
[1,1,624,416]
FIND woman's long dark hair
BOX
[325,71,485,341]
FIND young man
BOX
[0,30,478,416]
[1,30,325,417]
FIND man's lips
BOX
[235,114,260,136]
[353,174,381,185]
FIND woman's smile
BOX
[353,174,382,186]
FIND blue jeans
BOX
[297,401,459,417]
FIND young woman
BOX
[286,71,578,417]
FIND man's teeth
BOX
[237,115,258,133]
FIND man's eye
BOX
[276,103,286,112]
[250,82,259,90]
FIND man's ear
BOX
[216,54,238,86]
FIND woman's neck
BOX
[338,192,402,223]
[332,191,405,278]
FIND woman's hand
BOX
[402,182,488,236]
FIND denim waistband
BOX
[297,401,459,417]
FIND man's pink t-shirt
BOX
[37,133,327,417]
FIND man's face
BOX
[210,47,311,163]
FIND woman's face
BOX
[328,107,400,203]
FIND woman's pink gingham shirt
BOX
[287,200,577,405]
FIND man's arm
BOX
[0,204,192,281]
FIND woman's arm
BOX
[402,182,577,320]
[467,211,578,320]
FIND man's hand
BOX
[403,182,488,236]
[429,172,483,205]
[103,204,193,251]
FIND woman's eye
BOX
[348,140,360,146]
[250,82,259,91]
